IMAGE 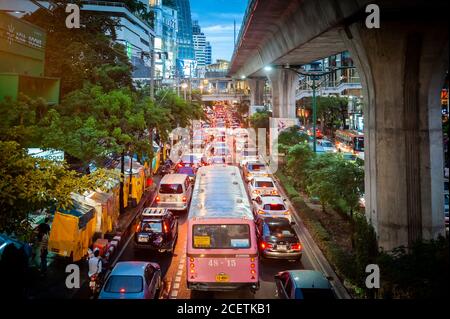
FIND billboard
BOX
[176,59,197,78]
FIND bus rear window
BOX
[159,184,183,194]
[192,224,250,249]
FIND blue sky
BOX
[190,0,248,62]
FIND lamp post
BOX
[181,82,188,100]
[265,64,355,153]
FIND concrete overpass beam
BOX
[248,77,265,108]
[267,69,298,118]
[341,22,448,251]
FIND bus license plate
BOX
[215,274,229,282]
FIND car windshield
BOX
[264,223,294,237]
[159,183,183,194]
[297,288,335,299]
[140,221,162,233]
[192,224,250,249]
[177,167,195,175]
[249,164,265,171]
[263,204,286,211]
[104,275,143,293]
[256,181,274,188]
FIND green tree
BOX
[249,107,271,130]
[0,141,114,239]
[308,96,348,132]
[284,143,315,190]
[24,1,133,96]
[305,154,342,211]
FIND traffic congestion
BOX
[98,103,338,300]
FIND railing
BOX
[296,81,362,99]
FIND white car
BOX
[248,176,279,199]
[252,195,292,222]
[244,161,270,182]
[317,139,337,153]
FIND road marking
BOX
[175,276,182,282]
[170,290,178,298]
[173,283,180,289]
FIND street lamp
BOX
[181,82,188,100]
[267,64,355,153]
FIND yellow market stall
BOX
[119,157,145,207]
[48,201,96,262]
[72,191,115,237]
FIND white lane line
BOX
[173,283,180,289]
[170,290,178,298]
[175,276,182,282]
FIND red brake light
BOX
[136,223,141,232]
[291,243,302,251]
[163,222,169,233]
[260,241,273,249]
[178,163,183,168]
[156,196,160,202]
[182,196,187,202]
[119,288,126,293]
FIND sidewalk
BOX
[26,177,160,299]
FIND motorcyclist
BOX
[88,249,102,293]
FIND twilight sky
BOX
[190,0,248,63]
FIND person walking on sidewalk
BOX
[39,230,49,276]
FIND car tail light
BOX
[271,190,278,195]
[283,211,290,215]
[291,243,302,251]
[182,196,187,202]
[163,222,169,233]
[156,196,160,202]
[136,223,141,232]
[253,189,260,194]
[260,241,273,249]
[119,288,126,293]
[258,210,266,215]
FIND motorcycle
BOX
[89,273,102,298]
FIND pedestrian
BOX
[37,217,50,241]
[39,230,49,276]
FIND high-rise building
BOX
[175,0,195,78]
[7,1,155,84]
[192,20,206,77]
[205,41,212,66]
[150,0,178,84]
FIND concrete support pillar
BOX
[341,22,448,250]
[267,69,298,118]
[248,77,265,107]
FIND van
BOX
[155,174,192,212]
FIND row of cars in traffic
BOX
[97,103,335,299]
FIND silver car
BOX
[99,261,162,299]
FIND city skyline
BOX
[190,0,247,62]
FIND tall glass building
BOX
[176,0,195,78]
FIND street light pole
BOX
[312,77,317,153]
